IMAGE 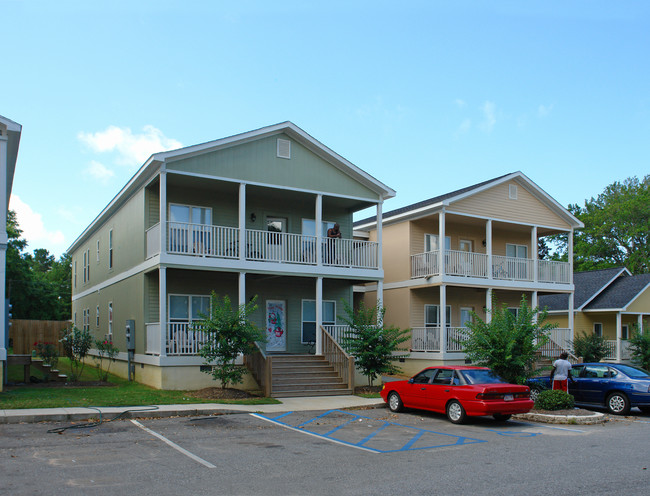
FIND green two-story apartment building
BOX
[69,122,394,391]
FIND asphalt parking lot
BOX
[2,407,649,496]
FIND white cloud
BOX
[84,160,115,183]
[538,104,554,117]
[458,118,472,134]
[9,195,66,252]
[454,99,467,108]
[480,101,497,132]
[78,125,183,168]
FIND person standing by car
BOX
[550,352,572,392]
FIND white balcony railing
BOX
[163,221,379,269]
[410,327,468,353]
[604,340,632,361]
[168,222,239,258]
[410,250,571,285]
[537,328,572,359]
[166,321,209,356]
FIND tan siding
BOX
[382,222,411,283]
[449,181,570,229]
[627,286,650,313]
[382,287,411,332]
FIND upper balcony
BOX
[146,221,379,270]
[411,249,571,285]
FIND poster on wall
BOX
[266,300,286,352]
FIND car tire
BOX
[606,392,630,415]
[387,392,403,413]
[446,400,467,424]
[493,414,512,421]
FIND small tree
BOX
[571,331,609,362]
[93,339,119,381]
[59,326,93,381]
[340,301,410,387]
[461,296,555,384]
[197,293,266,389]
[629,325,650,370]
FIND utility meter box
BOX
[125,320,135,351]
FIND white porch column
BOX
[568,293,575,342]
[486,288,493,324]
[531,291,538,323]
[568,229,574,284]
[486,219,493,280]
[377,280,384,309]
[159,170,167,253]
[439,210,446,276]
[239,183,246,261]
[315,194,322,266]
[376,201,383,269]
[616,312,622,363]
[638,314,644,334]
[440,284,447,355]
[159,266,167,357]
[238,272,246,308]
[316,277,323,355]
[531,226,538,283]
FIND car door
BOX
[403,369,437,408]
[418,368,455,413]
[567,365,584,401]
[578,365,611,404]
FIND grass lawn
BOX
[1,358,280,410]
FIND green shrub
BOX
[571,331,609,362]
[535,389,575,410]
[628,329,650,371]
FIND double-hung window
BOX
[169,294,211,322]
[505,243,529,279]
[169,204,213,254]
[301,300,336,344]
[424,234,451,252]
[425,304,451,328]
[108,229,113,270]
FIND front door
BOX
[266,217,287,261]
[266,300,287,352]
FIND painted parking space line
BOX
[130,419,216,468]
[251,410,486,454]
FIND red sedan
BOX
[380,366,534,424]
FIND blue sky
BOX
[2,0,649,257]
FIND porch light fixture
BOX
[482,239,487,247]
[250,213,256,222]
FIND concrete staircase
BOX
[269,355,353,397]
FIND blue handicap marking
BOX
[254,409,487,454]
[484,428,539,437]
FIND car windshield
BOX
[614,364,650,378]
[460,369,506,385]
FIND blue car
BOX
[527,362,650,415]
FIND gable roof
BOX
[539,267,643,312]
[69,122,395,252]
[354,171,583,229]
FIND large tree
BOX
[541,175,650,273]
[5,210,72,320]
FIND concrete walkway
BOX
[0,395,386,424]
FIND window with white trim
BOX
[425,304,451,327]
[301,219,335,237]
[506,244,528,259]
[424,234,451,252]
[301,300,336,343]
[96,305,100,327]
[73,260,77,289]
[169,294,211,322]
[96,240,100,262]
[108,302,113,340]
[622,325,629,340]
[108,229,114,270]
[593,322,603,337]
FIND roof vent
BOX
[509,184,518,200]
[277,139,291,159]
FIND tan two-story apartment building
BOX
[354,172,583,375]
[69,122,394,393]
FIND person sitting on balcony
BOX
[326,223,341,263]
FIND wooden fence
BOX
[9,320,71,355]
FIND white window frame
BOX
[168,293,212,322]
[460,307,473,327]
[459,240,473,252]
[108,229,114,270]
[108,301,113,340]
[301,218,336,237]
[425,234,451,252]
[593,322,603,337]
[73,260,77,289]
[424,304,451,327]
[506,243,528,259]
[96,240,100,262]
[621,325,628,340]
[301,299,336,344]
[507,307,519,317]
[168,203,213,225]
[96,305,100,327]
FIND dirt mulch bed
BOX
[354,386,383,395]
[528,408,597,416]
[188,387,260,400]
